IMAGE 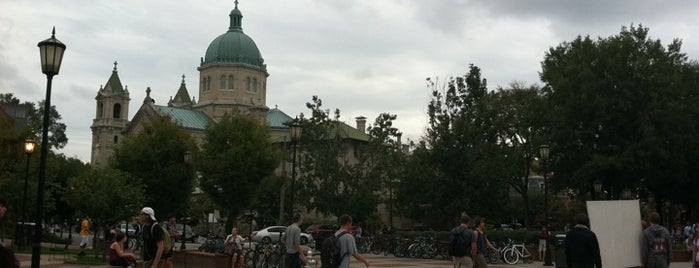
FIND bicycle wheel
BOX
[487,250,500,264]
[502,248,519,265]
[522,250,534,263]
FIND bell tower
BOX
[90,62,130,167]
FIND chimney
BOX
[355,116,367,133]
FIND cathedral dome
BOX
[202,3,265,69]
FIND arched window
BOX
[220,75,226,89]
[113,103,122,119]
[227,75,234,89]
[246,77,252,91]
[206,77,211,90]
[252,78,258,92]
[97,102,104,118]
[201,78,206,91]
[113,135,119,144]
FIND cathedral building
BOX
[90,2,368,168]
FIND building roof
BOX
[331,121,370,142]
[102,61,126,95]
[153,105,210,130]
[202,2,265,70]
[267,106,293,129]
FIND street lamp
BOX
[182,151,192,250]
[33,27,66,268]
[593,180,603,200]
[15,140,35,250]
[539,144,553,266]
[288,118,302,220]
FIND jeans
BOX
[286,252,302,268]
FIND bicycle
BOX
[502,241,534,264]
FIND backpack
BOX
[448,227,470,257]
[320,231,348,268]
[151,223,172,255]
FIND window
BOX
[206,77,211,91]
[220,75,226,89]
[113,103,121,119]
[97,102,103,118]
[113,135,119,144]
[227,75,234,89]
[252,78,258,92]
[246,77,252,91]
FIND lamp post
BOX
[288,119,302,220]
[593,180,603,200]
[15,140,36,250]
[181,151,191,250]
[539,144,553,266]
[33,27,66,268]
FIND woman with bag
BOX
[224,227,245,268]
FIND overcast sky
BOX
[2,0,698,163]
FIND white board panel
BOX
[587,200,642,268]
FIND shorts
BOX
[452,255,473,268]
[538,239,547,251]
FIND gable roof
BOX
[330,121,369,142]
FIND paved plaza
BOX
[16,252,696,268]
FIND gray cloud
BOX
[3,0,698,162]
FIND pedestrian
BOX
[109,233,137,268]
[642,212,672,268]
[0,245,20,268]
[0,198,6,220]
[450,214,476,268]
[564,213,602,268]
[538,226,550,261]
[336,214,370,268]
[224,227,245,268]
[473,217,498,268]
[138,207,171,268]
[285,212,307,268]
[78,215,91,256]
[690,224,699,268]
[161,216,180,268]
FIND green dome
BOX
[202,3,265,69]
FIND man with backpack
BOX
[333,214,369,268]
[450,214,476,268]
[138,207,172,268]
[642,212,672,268]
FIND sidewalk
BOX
[16,252,695,268]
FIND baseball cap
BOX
[141,207,156,221]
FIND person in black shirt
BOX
[565,213,602,268]
[138,207,167,268]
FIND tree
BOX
[65,168,145,225]
[489,83,548,227]
[540,25,699,211]
[296,96,383,223]
[111,117,197,219]
[402,65,509,229]
[198,112,280,228]
[0,93,68,149]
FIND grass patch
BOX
[66,254,108,265]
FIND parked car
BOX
[118,223,138,236]
[251,226,314,246]
[304,224,336,242]
[174,224,197,242]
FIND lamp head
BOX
[37,27,66,76]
